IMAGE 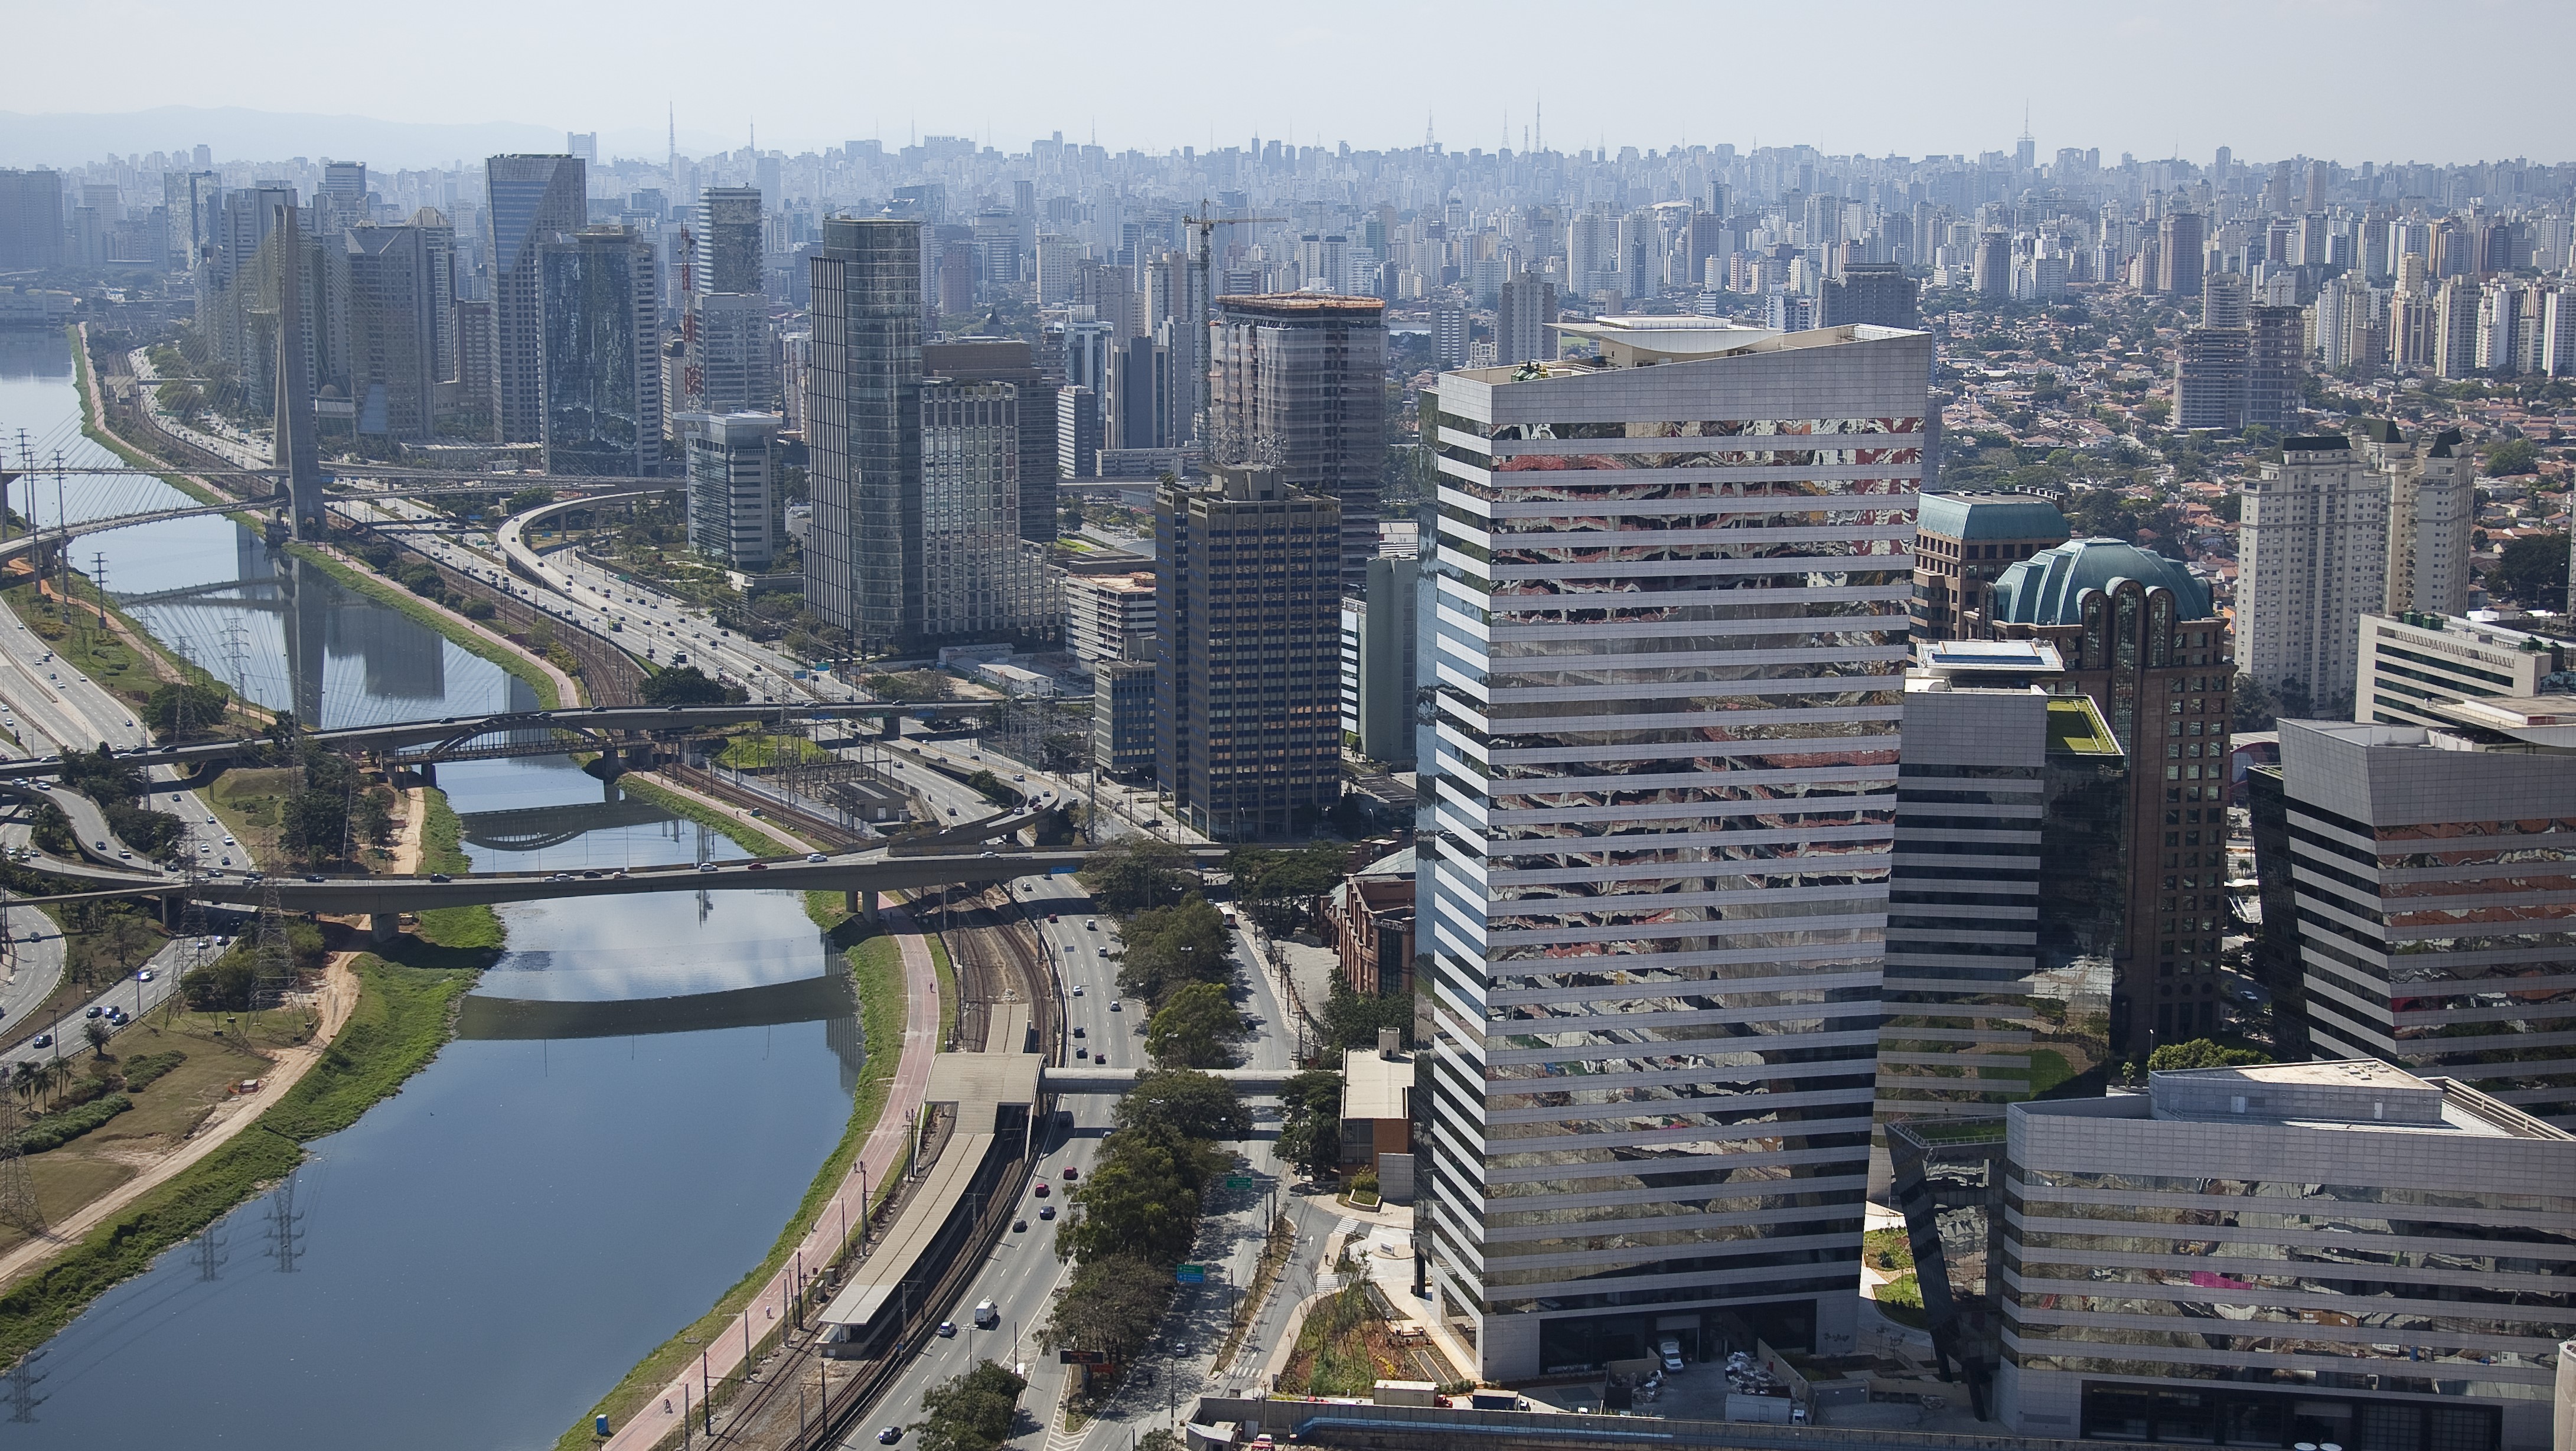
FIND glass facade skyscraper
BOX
[805,217,922,653]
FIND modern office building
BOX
[1062,571,1155,665]
[2173,325,2250,432]
[1351,553,1417,767]
[1998,1061,2574,1451]
[537,225,660,478]
[1055,384,1100,480]
[1208,293,1387,587]
[2245,304,2305,429]
[2267,715,2576,1126]
[2355,610,2574,727]
[1091,658,1155,778]
[1495,271,1557,366]
[1882,641,2124,1152]
[922,339,1061,544]
[1419,317,1931,1377]
[692,291,774,415]
[1909,492,2070,640]
[2239,434,2385,712]
[1817,262,1920,330]
[0,169,63,269]
[1988,539,2232,1052]
[805,217,921,652]
[676,410,778,569]
[692,186,764,295]
[340,223,441,441]
[484,154,587,445]
[1155,465,1342,840]
[918,377,1051,644]
[2365,422,2474,617]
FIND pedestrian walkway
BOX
[603,903,941,1451]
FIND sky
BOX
[5,0,2570,167]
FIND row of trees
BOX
[1040,1069,1248,1367]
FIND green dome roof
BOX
[1990,538,2212,626]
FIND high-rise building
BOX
[341,223,441,441]
[1419,317,1930,1377]
[1880,641,2123,1147]
[2239,434,2385,710]
[1433,302,1467,368]
[1908,492,2070,639]
[1972,231,2013,296]
[0,169,64,269]
[537,225,660,478]
[1351,553,1417,767]
[1816,262,1919,329]
[1091,659,1155,778]
[2245,304,2304,429]
[2356,610,2573,728]
[1495,270,1556,366]
[1998,1059,2574,1448]
[2200,270,2249,328]
[922,339,1062,544]
[1055,384,1099,480]
[409,207,458,388]
[805,217,921,651]
[2434,275,2481,379]
[1155,465,1342,840]
[484,154,587,444]
[676,410,779,569]
[1062,571,1155,664]
[918,377,1051,644]
[2172,326,2249,432]
[693,187,764,295]
[2544,284,2576,377]
[2365,422,2473,617]
[2155,211,2205,298]
[1209,293,1387,587]
[692,291,774,414]
[1987,540,2233,1052]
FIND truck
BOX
[973,1300,999,1329]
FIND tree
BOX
[144,680,230,740]
[81,1019,111,1055]
[639,664,746,705]
[1145,981,1247,1069]
[1274,1068,1348,1182]
[1080,837,1191,916]
[2146,1038,2272,1072]
[2484,437,2541,477]
[1055,1134,1202,1266]
[1116,896,1230,1008]
[1036,1251,1171,1364]
[2231,673,2277,733]
[506,486,557,513]
[1321,977,1413,1052]
[1228,842,1350,934]
[865,670,956,704]
[2487,533,2569,608]
[912,1360,1025,1451]
[1114,1068,1250,1141]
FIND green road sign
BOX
[1176,1263,1207,1284]
[1225,1176,1251,1191]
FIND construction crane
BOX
[1181,202,1284,456]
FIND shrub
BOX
[15,1094,131,1154]
[120,1051,186,1091]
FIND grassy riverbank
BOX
[415,786,502,950]
[557,923,911,1451]
[0,954,480,1364]
[283,543,564,710]
[66,325,236,516]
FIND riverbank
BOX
[616,770,855,931]
[0,949,480,1362]
[66,325,242,519]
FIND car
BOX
[1070,984,1084,997]
[305,873,324,882]
[1032,1182,1049,1198]
[1108,1000,1121,1012]
[1039,1203,1058,1220]
[1071,1025,1085,1038]
[1046,913,1058,924]
[137,969,154,982]
[30,1035,49,1049]
[105,1009,126,1026]
[1012,1218,1027,1232]
[746,862,767,872]
[806,852,827,863]
[93,840,107,851]
[935,1321,956,1338]
[697,862,718,873]
[1062,1165,1079,1181]
[1097,947,1110,958]
[876,1429,902,1445]
[945,808,957,817]
[85,1006,103,1019]
[429,872,452,883]
[222,836,236,847]
[1085,919,1098,931]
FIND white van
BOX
[973,1300,999,1329]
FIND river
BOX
[0,328,860,1446]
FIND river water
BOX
[0,330,859,1446]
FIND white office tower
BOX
[1419,317,1932,1377]
[2239,434,2386,712]
[677,410,779,569]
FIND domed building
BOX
[1984,537,2236,1053]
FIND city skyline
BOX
[6,1,2576,166]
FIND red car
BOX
[1062,1166,1080,1182]
[1033,1182,1049,1198]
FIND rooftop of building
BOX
[1916,491,2070,543]
[1988,537,2213,626]
[1455,317,1924,374]
[2018,1058,2570,1141]
[2283,433,2353,452]
[1067,571,1155,596]
[2046,696,2121,755]
[1213,293,1385,318]
[1342,1044,1412,1123]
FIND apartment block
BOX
[2240,435,2387,712]
[1419,317,1931,1377]
[1998,1061,2573,1451]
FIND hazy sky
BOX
[11,0,2570,165]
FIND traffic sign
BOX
[1225,1176,1251,1191]
[1175,1263,1207,1284]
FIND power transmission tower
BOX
[220,617,249,703]
[193,1221,227,1280]
[251,872,293,1010]
[0,1099,43,1234]
[89,551,108,628]
[4,1350,43,1423]
[266,1173,304,1272]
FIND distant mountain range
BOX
[0,106,576,171]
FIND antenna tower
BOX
[0,1099,43,1234]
